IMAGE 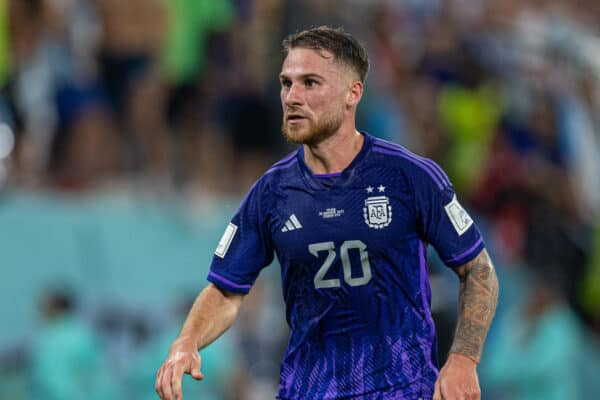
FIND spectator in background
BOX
[125,294,236,400]
[582,220,600,333]
[48,85,119,191]
[29,288,119,400]
[7,0,58,184]
[436,41,502,197]
[160,0,234,88]
[96,0,170,181]
[0,0,10,87]
[7,0,102,185]
[481,269,585,399]
[160,0,238,192]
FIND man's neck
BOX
[302,127,364,175]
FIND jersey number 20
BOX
[309,240,372,289]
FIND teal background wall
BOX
[0,192,239,347]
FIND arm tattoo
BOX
[450,249,499,362]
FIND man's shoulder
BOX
[263,149,300,179]
[369,137,451,191]
[247,149,301,198]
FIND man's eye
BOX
[281,80,291,88]
[305,79,316,87]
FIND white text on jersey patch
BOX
[215,223,237,258]
[444,195,473,236]
[319,208,344,219]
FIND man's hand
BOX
[436,249,498,399]
[433,353,480,400]
[155,337,204,400]
[154,284,245,399]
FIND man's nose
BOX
[284,84,303,107]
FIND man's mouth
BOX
[287,114,306,122]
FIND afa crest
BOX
[363,196,392,229]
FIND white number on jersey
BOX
[309,240,372,289]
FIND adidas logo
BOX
[281,214,303,232]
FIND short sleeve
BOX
[208,180,274,293]
[414,163,485,268]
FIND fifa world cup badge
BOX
[363,196,392,229]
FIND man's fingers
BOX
[190,364,204,380]
[160,363,175,400]
[170,364,186,400]
[155,351,204,399]
[157,365,171,399]
[469,387,481,400]
[189,354,204,381]
[433,378,442,400]
[155,365,164,398]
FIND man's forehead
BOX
[281,47,341,76]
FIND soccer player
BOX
[155,26,499,400]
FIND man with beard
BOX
[156,26,498,400]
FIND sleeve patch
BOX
[444,195,473,236]
[215,223,237,258]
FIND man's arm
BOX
[155,283,244,400]
[451,248,499,361]
[434,248,499,400]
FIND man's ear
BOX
[346,80,364,108]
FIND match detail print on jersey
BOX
[444,195,473,236]
[215,223,238,258]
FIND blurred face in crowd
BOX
[279,48,360,146]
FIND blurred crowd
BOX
[1,0,600,399]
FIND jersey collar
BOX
[297,131,373,190]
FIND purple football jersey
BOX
[208,132,484,399]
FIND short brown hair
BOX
[282,26,369,83]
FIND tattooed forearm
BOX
[450,249,499,362]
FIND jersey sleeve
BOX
[207,180,274,294]
[413,162,485,268]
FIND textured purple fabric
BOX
[314,172,343,178]
[373,139,450,187]
[372,146,446,190]
[208,132,484,399]
[444,237,484,264]
[208,271,252,290]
